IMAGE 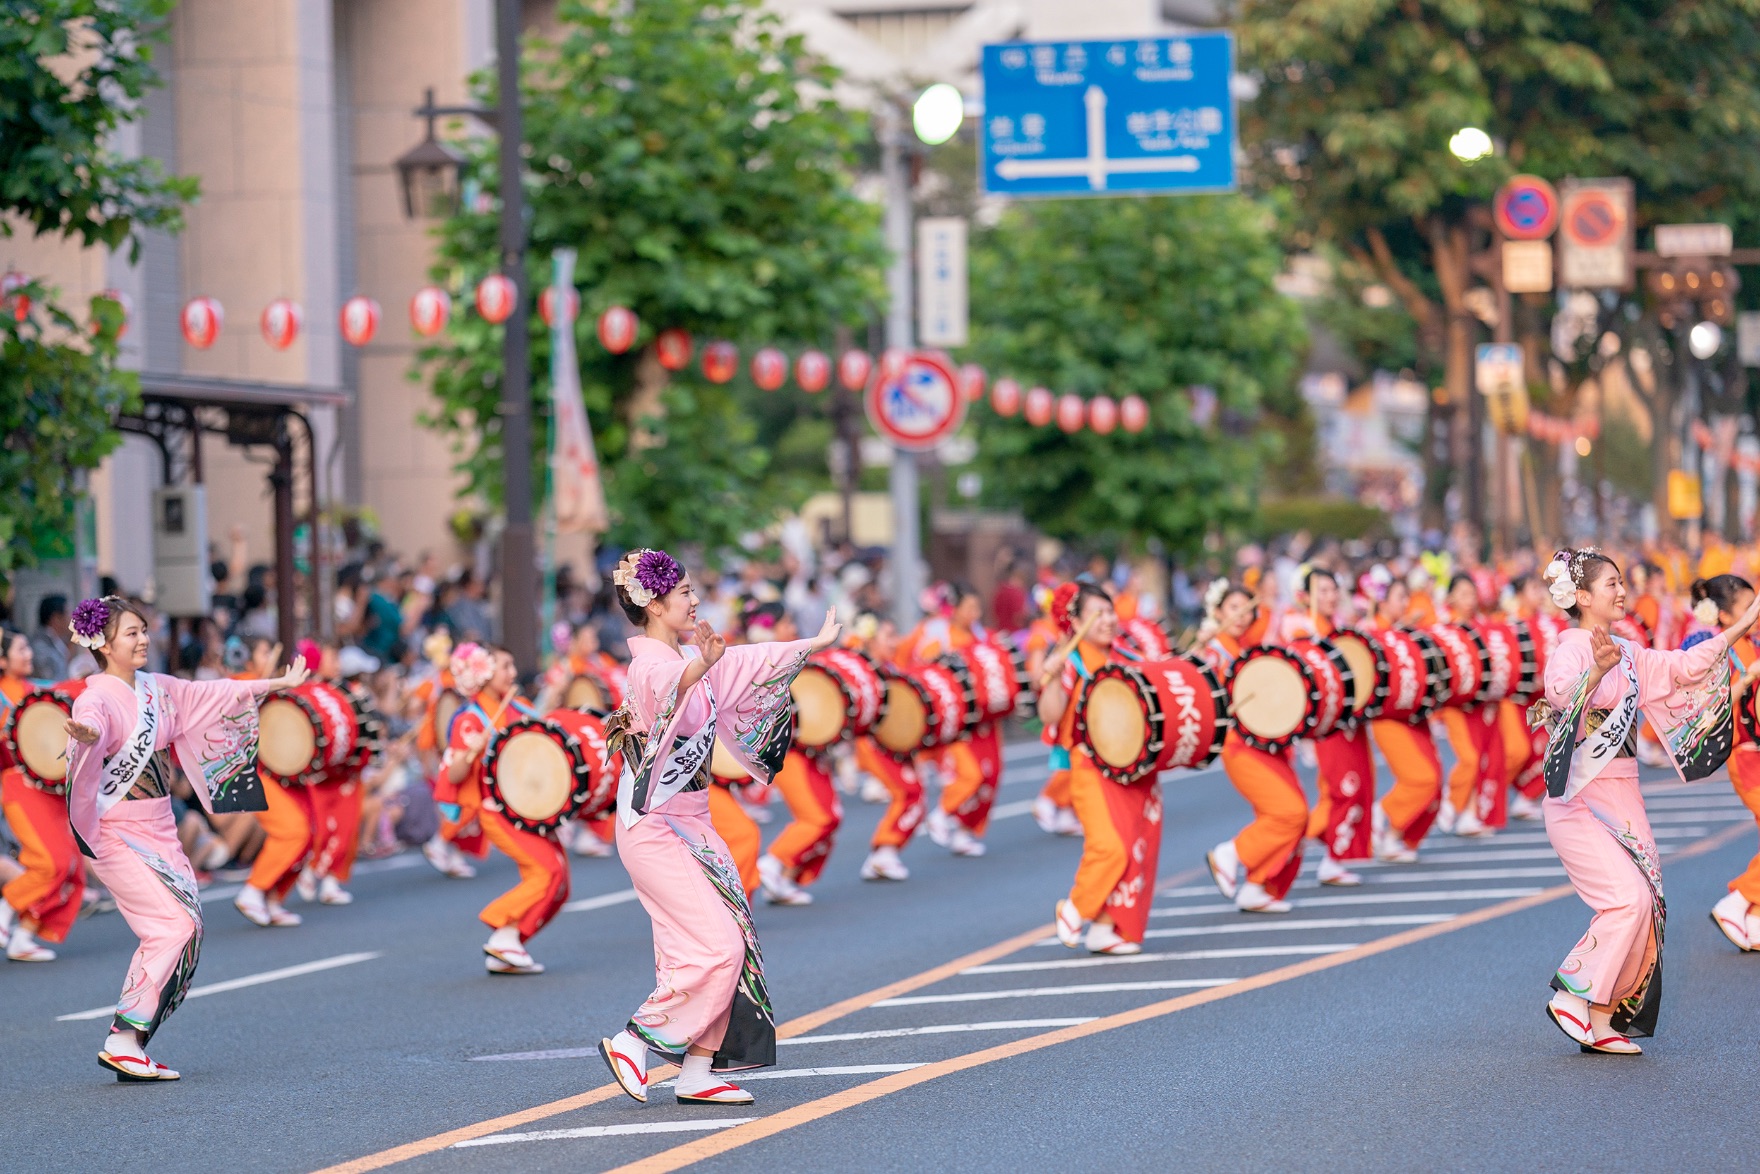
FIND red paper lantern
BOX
[181,296,224,349]
[1056,394,1085,433]
[1088,395,1118,435]
[702,340,739,383]
[539,285,579,328]
[0,271,29,322]
[751,346,788,391]
[597,305,638,354]
[795,349,831,393]
[261,299,302,350]
[990,377,1022,417]
[1120,394,1149,434]
[656,328,693,371]
[837,349,872,391]
[1024,386,1054,427]
[339,296,380,346]
[879,347,909,382]
[90,288,132,339]
[476,274,516,324]
[410,286,451,337]
[958,363,987,402]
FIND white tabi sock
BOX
[105,1029,146,1060]
[487,925,523,953]
[675,1052,718,1095]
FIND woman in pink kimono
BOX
[1535,550,1760,1055]
[597,549,838,1107]
[62,597,307,1081]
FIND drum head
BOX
[1230,656,1307,743]
[1329,633,1376,713]
[790,666,848,748]
[562,675,607,711]
[710,737,750,781]
[15,700,70,783]
[874,679,927,755]
[1084,675,1148,772]
[494,730,573,824]
[258,697,317,778]
[434,690,464,742]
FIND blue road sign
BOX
[980,33,1236,199]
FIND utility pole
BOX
[495,0,537,671]
[879,101,922,627]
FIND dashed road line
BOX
[455,1119,755,1148]
[873,978,1238,1007]
[1150,888,1544,916]
[965,944,1356,975]
[778,1019,1095,1045]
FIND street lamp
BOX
[1690,320,1724,359]
[1448,126,1494,162]
[397,0,539,673]
[912,83,964,146]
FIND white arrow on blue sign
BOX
[981,34,1236,199]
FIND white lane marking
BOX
[876,978,1237,1006]
[1149,888,1543,917]
[990,799,1038,821]
[1020,914,1453,946]
[354,853,428,874]
[57,952,380,1021]
[1644,796,1746,810]
[779,1019,1095,1045]
[1361,867,1566,883]
[965,944,1355,975]
[562,889,640,914]
[456,1119,755,1147]
[1649,811,1748,823]
[197,884,243,905]
[471,1047,602,1062]
[653,1063,924,1087]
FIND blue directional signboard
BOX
[981,33,1236,198]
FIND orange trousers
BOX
[939,725,1002,835]
[1040,766,1072,808]
[1309,726,1374,860]
[1440,706,1505,825]
[479,808,570,941]
[1,771,84,943]
[1065,751,1161,942]
[1220,734,1306,899]
[1370,720,1442,848]
[768,750,841,886]
[708,782,761,897]
[1729,748,1760,905]
[1497,701,1534,802]
[308,775,363,883]
[436,773,488,860]
[249,774,313,901]
[857,738,924,849]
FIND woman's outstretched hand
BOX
[1587,626,1622,685]
[809,608,842,652]
[65,719,100,745]
[275,655,311,691]
[694,621,727,668]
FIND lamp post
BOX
[396,0,537,672]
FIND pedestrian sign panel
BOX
[981,34,1236,198]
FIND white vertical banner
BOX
[548,249,608,536]
[916,216,968,347]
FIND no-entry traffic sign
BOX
[866,351,966,452]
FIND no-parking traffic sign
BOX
[1559,178,1633,290]
[1493,176,1559,241]
[866,351,966,452]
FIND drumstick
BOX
[1038,612,1101,691]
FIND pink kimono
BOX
[611,635,811,1070]
[1538,628,1732,1037]
[66,671,273,1043]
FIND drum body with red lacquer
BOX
[258,681,359,784]
[481,716,596,833]
[871,663,966,756]
[1075,655,1228,783]
[791,648,888,749]
[1227,639,1352,753]
[1374,629,1435,724]
[1613,613,1652,648]
[561,671,613,713]
[341,679,387,769]
[1326,630,1389,721]
[3,679,89,794]
[1425,623,1488,710]
[545,708,619,821]
[1513,615,1567,705]
[1119,618,1173,662]
[1475,620,1522,705]
[940,641,1027,731]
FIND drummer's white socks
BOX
[487,926,522,953]
[675,1053,717,1095]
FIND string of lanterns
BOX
[158,273,1151,434]
[1527,410,1600,446]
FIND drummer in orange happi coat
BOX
[707,751,763,898]
[1024,593,1081,836]
[412,630,480,879]
[444,643,570,975]
[1697,576,1760,952]
[853,616,926,882]
[1436,575,1502,838]
[1363,574,1443,863]
[1501,575,1550,822]
[538,623,626,861]
[0,629,83,962]
[1278,568,1373,887]
[1203,582,1308,914]
[909,584,1003,858]
[232,636,314,929]
[298,645,381,908]
[1043,583,1163,954]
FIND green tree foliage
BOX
[964,195,1306,556]
[419,0,885,554]
[0,1,193,577]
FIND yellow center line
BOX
[606,821,1754,1174]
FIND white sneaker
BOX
[6,926,55,962]
[1317,856,1363,887]
[295,867,318,903]
[1054,807,1083,836]
[234,887,272,927]
[1510,793,1544,821]
[1084,921,1142,955]
[860,846,909,881]
[948,828,987,857]
[1236,881,1292,914]
[757,855,813,906]
[318,876,354,906]
[859,777,891,805]
[1711,890,1753,951]
[1054,899,1084,948]
[1453,809,1492,838]
[571,826,612,858]
[1032,795,1060,834]
[1206,840,1241,900]
[925,806,954,848]
[600,1031,649,1103]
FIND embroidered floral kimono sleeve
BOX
[705,640,813,780]
[158,674,270,817]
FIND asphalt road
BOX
[5,740,1758,1173]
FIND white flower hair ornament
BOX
[614,548,686,611]
[613,554,653,608]
[1694,598,1721,626]
[1543,556,1578,610]
[1202,577,1231,620]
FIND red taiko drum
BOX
[940,641,1027,730]
[546,708,620,821]
[341,679,387,770]
[1326,629,1389,720]
[872,663,966,755]
[1513,614,1567,705]
[1227,639,1352,753]
[561,671,613,713]
[1613,613,1652,647]
[1119,618,1173,663]
[258,680,359,784]
[481,716,595,833]
[791,648,888,748]
[1425,623,1488,710]
[1475,620,1522,704]
[1373,628,1434,724]
[3,679,88,794]
[1075,655,1228,783]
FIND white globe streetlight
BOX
[912,83,965,146]
[1690,321,1724,359]
[1448,126,1494,162]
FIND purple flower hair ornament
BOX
[613,548,684,608]
[70,598,111,650]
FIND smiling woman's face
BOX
[103,609,150,671]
